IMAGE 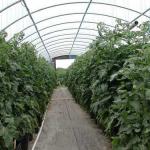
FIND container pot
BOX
[16,134,29,150]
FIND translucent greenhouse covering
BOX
[0,0,150,61]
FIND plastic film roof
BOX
[0,0,150,61]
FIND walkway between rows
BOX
[33,87,111,150]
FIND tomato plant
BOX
[56,68,66,85]
[66,21,150,149]
[0,32,56,149]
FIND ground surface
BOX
[31,87,111,150]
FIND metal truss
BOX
[20,21,114,42]
[1,1,150,58]
[34,33,96,46]
[1,1,149,31]
[36,40,90,50]
[38,43,88,53]
[21,0,51,61]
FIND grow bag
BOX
[16,134,29,150]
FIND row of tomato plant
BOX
[56,68,66,86]
[66,20,150,149]
[0,32,56,149]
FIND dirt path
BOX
[32,87,111,150]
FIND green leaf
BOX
[129,101,141,112]
[145,88,150,100]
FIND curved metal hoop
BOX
[36,40,90,50]
[0,0,21,13]
[20,12,127,39]
[39,43,87,52]
[36,37,95,52]
[21,21,113,41]
[34,33,97,46]
[2,1,149,31]
[1,1,149,59]
[39,47,87,57]
[39,44,88,54]
[39,50,83,58]
[39,45,87,53]
[30,27,98,43]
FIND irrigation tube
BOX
[31,103,49,150]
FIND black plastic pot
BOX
[16,134,29,150]
[35,127,39,134]
[28,133,33,141]
[37,115,43,126]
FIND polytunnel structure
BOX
[0,0,150,61]
[1,0,150,150]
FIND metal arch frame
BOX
[31,36,96,47]
[29,27,98,43]
[50,50,86,56]
[1,1,149,58]
[36,39,90,49]
[17,12,126,48]
[34,6,150,57]
[20,21,114,41]
[42,47,86,55]
[39,48,87,56]
[0,0,21,13]
[37,37,95,52]
[19,12,127,41]
[39,45,88,53]
[21,0,51,61]
[42,46,87,53]
[45,8,150,58]
[39,47,88,55]
[1,1,150,31]
[43,50,88,58]
[37,8,150,55]
[51,52,82,58]
[34,9,149,52]
[39,50,81,58]
[51,53,78,59]
[36,37,96,49]
[69,0,92,55]
[38,43,88,53]
[32,1,150,19]
[34,33,97,46]
[42,43,87,52]
[18,11,123,42]
[130,7,150,23]
[40,47,88,58]
[2,10,127,57]
[22,21,82,41]
[36,40,90,50]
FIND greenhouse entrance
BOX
[29,87,111,150]
[52,55,76,69]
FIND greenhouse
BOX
[0,0,150,150]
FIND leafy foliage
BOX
[66,20,150,149]
[0,32,56,149]
[56,68,66,85]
